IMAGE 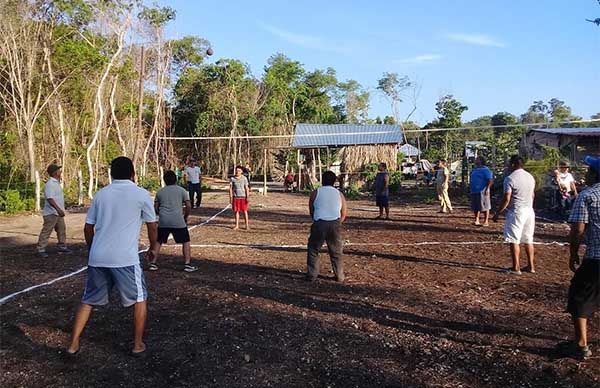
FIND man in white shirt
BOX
[554,160,578,218]
[66,157,158,357]
[493,155,536,275]
[37,164,71,257]
[184,158,202,208]
[307,171,347,282]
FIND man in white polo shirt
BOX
[66,157,158,357]
[493,155,536,275]
[37,164,71,257]
[184,158,202,208]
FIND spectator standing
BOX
[470,156,494,226]
[37,164,71,257]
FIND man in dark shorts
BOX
[469,156,494,226]
[374,162,390,220]
[67,157,157,356]
[149,170,197,272]
[565,155,600,360]
[230,165,250,230]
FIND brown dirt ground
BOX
[0,188,598,388]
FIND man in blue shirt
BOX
[564,156,600,360]
[470,156,494,226]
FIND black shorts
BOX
[376,195,389,207]
[567,259,600,318]
[157,227,190,244]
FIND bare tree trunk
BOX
[86,18,128,198]
[109,75,127,154]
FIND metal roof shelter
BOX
[399,143,420,157]
[292,124,403,148]
[527,127,600,136]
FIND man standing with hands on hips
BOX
[37,164,71,257]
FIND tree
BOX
[520,100,548,124]
[336,79,369,124]
[377,72,413,142]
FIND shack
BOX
[520,127,600,163]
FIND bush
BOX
[0,189,31,214]
[138,176,161,192]
[344,183,361,200]
[389,171,403,193]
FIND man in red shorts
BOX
[230,165,250,230]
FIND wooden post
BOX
[34,170,41,212]
[263,148,268,196]
[159,166,164,187]
[326,147,331,169]
[317,148,323,183]
[78,170,84,205]
[297,149,302,190]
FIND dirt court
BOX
[0,188,598,387]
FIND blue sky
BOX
[162,0,600,125]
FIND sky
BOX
[161,0,600,125]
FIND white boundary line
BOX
[0,204,231,305]
[168,240,568,250]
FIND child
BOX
[374,162,390,219]
[149,170,197,272]
[230,165,250,230]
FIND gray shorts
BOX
[470,192,491,212]
[82,265,147,307]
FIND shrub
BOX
[344,183,361,200]
[0,189,30,214]
[138,176,161,192]
[389,171,403,193]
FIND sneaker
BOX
[57,246,73,254]
[579,345,593,360]
[183,264,198,272]
[37,251,49,258]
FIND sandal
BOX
[148,263,159,271]
[500,268,522,275]
[183,264,198,273]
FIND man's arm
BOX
[569,222,585,272]
[492,191,512,222]
[146,221,158,261]
[486,178,494,193]
[183,200,191,223]
[308,190,317,219]
[570,180,578,196]
[154,201,160,215]
[84,223,95,250]
[245,181,250,199]
[340,193,347,223]
[47,198,65,217]
[229,183,234,203]
[384,174,390,189]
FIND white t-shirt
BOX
[185,166,201,184]
[503,168,536,211]
[85,180,156,268]
[313,186,342,221]
[42,177,65,216]
[557,172,575,191]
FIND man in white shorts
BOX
[493,155,536,275]
[66,157,158,357]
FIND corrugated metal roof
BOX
[529,127,600,136]
[292,124,403,148]
[399,143,420,156]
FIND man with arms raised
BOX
[564,156,600,360]
[493,155,536,275]
[67,157,157,356]
[307,171,347,282]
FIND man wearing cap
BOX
[37,164,71,257]
[184,158,202,208]
[564,156,600,360]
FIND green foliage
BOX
[138,176,161,192]
[138,5,176,27]
[524,145,563,191]
[0,190,32,214]
[344,183,361,200]
[389,171,403,193]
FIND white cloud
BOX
[445,33,506,48]
[258,22,350,54]
[394,54,442,64]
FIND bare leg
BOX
[67,303,92,353]
[233,212,240,230]
[378,206,383,218]
[132,301,147,353]
[151,242,162,264]
[524,243,535,272]
[182,242,191,265]
[509,243,521,271]
[573,317,588,347]
[474,211,480,224]
[385,206,390,218]
[244,211,249,230]
[483,210,490,225]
